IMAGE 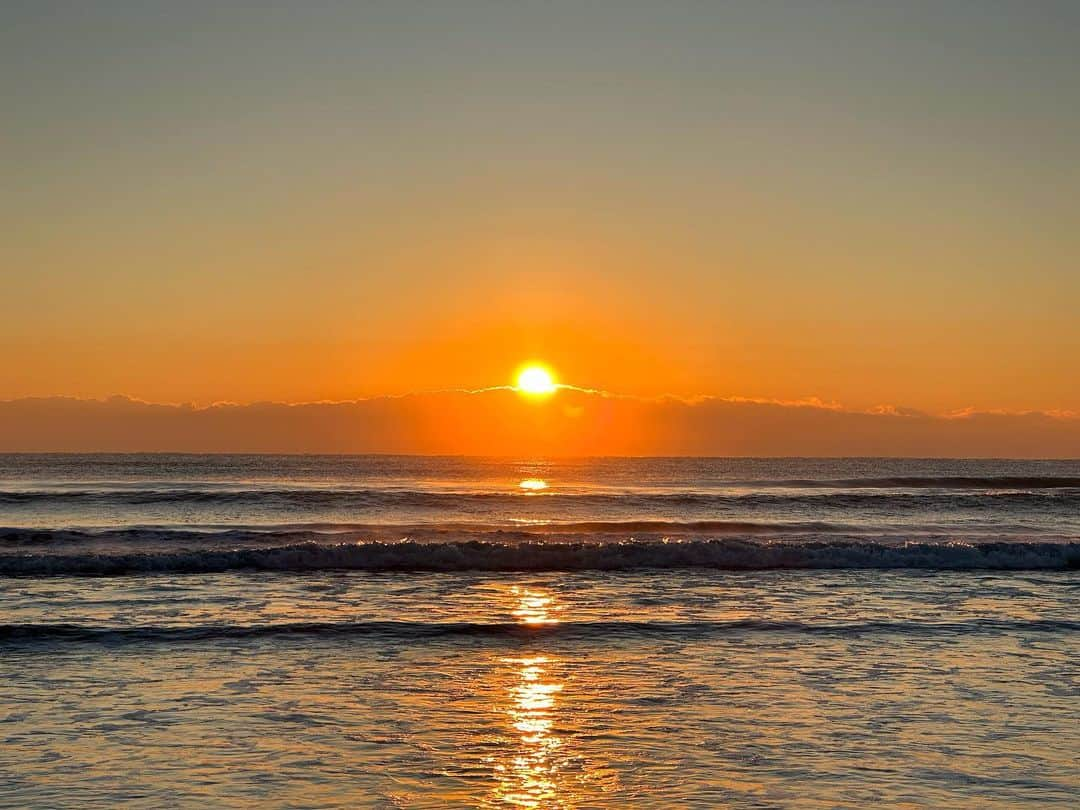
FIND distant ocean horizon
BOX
[3,454,1077,575]
[3,454,1077,806]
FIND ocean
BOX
[1,454,1077,807]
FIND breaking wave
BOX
[1,537,1076,576]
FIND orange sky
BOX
[3,4,1078,429]
[6,219,1077,414]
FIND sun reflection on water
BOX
[484,586,566,807]
[511,586,561,625]
[480,584,617,807]
[518,479,548,492]
[493,654,565,807]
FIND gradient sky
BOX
[3,1,1078,414]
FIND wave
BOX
[3,486,1078,510]
[1,617,1075,645]
[0,522,875,546]
[4,517,1065,551]
[1,538,1076,576]
[735,476,1080,489]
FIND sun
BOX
[515,365,557,396]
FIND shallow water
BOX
[3,570,1078,808]
[1,456,1078,807]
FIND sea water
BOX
[1,455,1077,807]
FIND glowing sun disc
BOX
[516,365,557,395]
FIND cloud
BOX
[1,390,1077,456]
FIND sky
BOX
[2,2,1078,453]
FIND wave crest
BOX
[3,479,1079,510]
[1,538,1075,576]
[2,617,1076,644]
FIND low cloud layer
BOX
[1,390,1077,457]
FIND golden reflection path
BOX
[492,654,565,807]
[511,585,562,626]
[485,585,569,808]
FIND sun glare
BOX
[516,365,557,396]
